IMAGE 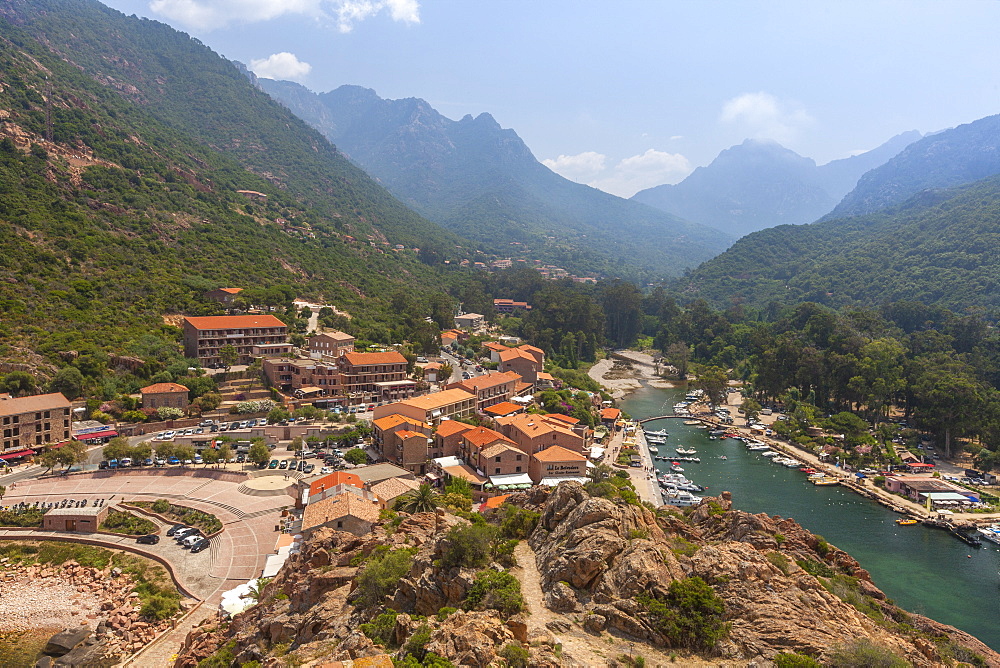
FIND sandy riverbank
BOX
[588,350,679,399]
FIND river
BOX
[621,383,1000,651]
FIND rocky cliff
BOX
[174,484,1000,667]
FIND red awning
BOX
[78,429,118,440]
[0,449,36,460]
[908,462,935,467]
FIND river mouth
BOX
[622,383,1000,652]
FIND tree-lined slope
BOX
[679,175,1000,311]
[827,114,1000,220]
[260,80,730,280]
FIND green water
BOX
[622,383,1000,651]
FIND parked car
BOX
[120,458,132,468]
[136,534,160,545]
[167,457,181,465]
[154,457,166,466]
[278,460,289,469]
[98,460,109,470]
[193,455,203,465]
[200,419,215,427]
[189,538,210,554]
[143,458,154,467]
[108,459,119,469]
[303,464,315,474]
[268,459,279,469]
[181,533,204,548]
[174,527,199,542]
[320,466,333,475]
[235,453,247,463]
[166,524,187,537]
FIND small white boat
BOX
[683,420,701,426]
[670,464,685,472]
[979,525,1000,545]
[761,451,779,458]
[664,490,703,507]
[675,447,697,455]
[645,428,668,437]
[648,446,658,453]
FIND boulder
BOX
[43,628,91,657]
[543,581,579,612]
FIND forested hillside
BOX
[676,175,1000,312]
[0,1,473,385]
[259,80,729,281]
[827,114,1000,219]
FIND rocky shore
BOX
[587,350,677,399]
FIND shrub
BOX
[825,639,908,668]
[497,506,540,540]
[796,559,833,578]
[344,448,367,465]
[765,551,790,575]
[636,577,728,650]
[100,510,158,536]
[354,548,416,608]
[463,570,523,618]
[497,643,530,668]
[773,652,822,668]
[394,653,455,668]
[359,611,399,647]
[403,624,432,660]
[197,641,236,668]
[441,523,497,569]
[436,606,458,621]
[156,406,184,420]
[231,399,276,415]
[141,593,180,620]
[152,499,171,514]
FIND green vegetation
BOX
[353,547,417,609]
[393,653,455,668]
[463,570,524,618]
[344,448,368,466]
[796,559,834,578]
[360,611,399,647]
[765,551,790,575]
[132,501,222,534]
[0,508,46,528]
[441,523,496,569]
[395,483,438,514]
[495,505,540,540]
[497,643,531,668]
[825,638,909,668]
[99,509,158,535]
[636,577,729,650]
[773,652,822,668]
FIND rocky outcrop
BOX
[173,485,1000,668]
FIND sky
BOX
[97,0,1000,198]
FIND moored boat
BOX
[811,477,839,486]
[896,518,919,525]
[663,490,703,507]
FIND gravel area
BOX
[0,576,103,632]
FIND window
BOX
[516,454,522,461]
[515,466,521,473]
[494,468,500,474]
[495,456,501,462]
[35,435,42,445]
[44,411,50,419]
[336,521,343,528]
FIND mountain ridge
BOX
[259,78,731,281]
[631,132,920,238]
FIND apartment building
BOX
[337,351,414,403]
[308,331,355,359]
[372,389,476,426]
[447,371,521,413]
[182,315,288,367]
[0,392,72,456]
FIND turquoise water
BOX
[622,383,1000,651]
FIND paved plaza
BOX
[1,470,296,603]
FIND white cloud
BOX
[542,152,607,183]
[148,0,420,31]
[544,149,692,198]
[719,91,813,144]
[250,52,312,81]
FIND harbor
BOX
[621,382,1000,653]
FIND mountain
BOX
[679,174,1000,311]
[631,133,919,239]
[825,114,1000,219]
[259,80,730,281]
[0,0,472,371]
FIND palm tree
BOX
[396,483,438,513]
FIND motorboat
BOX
[896,518,919,526]
[760,451,779,458]
[683,420,701,426]
[675,447,697,455]
[649,446,659,454]
[811,478,839,486]
[978,524,1000,544]
[663,490,703,507]
[670,464,685,472]
[645,428,668,437]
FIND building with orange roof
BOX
[183,314,288,366]
[432,420,473,459]
[545,413,580,425]
[203,287,243,304]
[373,414,432,469]
[536,371,558,389]
[0,392,71,456]
[301,491,381,537]
[459,426,515,465]
[476,441,527,478]
[440,329,467,348]
[337,351,413,403]
[422,362,443,383]
[483,401,523,418]
[139,382,190,411]
[448,371,522,413]
[482,341,510,363]
[369,477,421,508]
[492,299,531,314]
[529,445,588,484]
[480,494,511,511]
[308,331,355,359]
[373,388,476,425]
[498,345,544,384]
[494,413,589,456]
[308,471,364,498]
[600,407,622,425]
